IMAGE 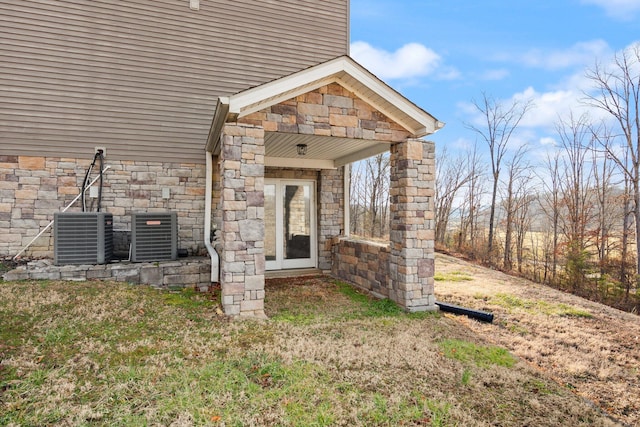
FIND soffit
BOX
[264,132,390,168]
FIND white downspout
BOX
[344,164,350,237]
[205,151,219,282]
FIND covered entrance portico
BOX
[205,56,443,317]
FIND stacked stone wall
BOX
[389,139,436,311]
[242,83,411,143]
[331,238,390,298]
[218,124,266,317]
[0,155,207,259]
[318,168,344,271]
[4,258,211,290]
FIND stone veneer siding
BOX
[218,123,266,317]
[331,140,436,312]
[214,83,435,315]
[242,83,411,142]
[318,168,344,271]
[0,155,207,259]
[3,258,211,290]
[332,238,390,298]
[389,139,436,311]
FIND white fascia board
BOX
[334,143,391,167]
[233,76,337,118]
[225,56,441,137]
[206,97,230,154]
[229,57,348,115]
[339,61,439,135]
[265,157,336,169]
[337,75,421,136]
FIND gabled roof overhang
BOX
[206,55,444,158]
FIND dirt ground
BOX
[435,252,640,426]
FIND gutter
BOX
[206,97,230,154]
[204,150,219,282]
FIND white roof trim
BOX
[334,143,390,168]
[265,157,336,169]
[207,56,443,154]
[206,97,229,153]
[230,56,441,136]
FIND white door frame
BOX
[265,179,317,271]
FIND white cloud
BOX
[540,137,557,146]
[437,66,463,81]
[479,69,510,81]
[581,0,640,20]
[513,86,583,128]
[350,41,445,80]
[518,40,611,70]
[516,42,640,130]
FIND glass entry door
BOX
[265,180,316,270]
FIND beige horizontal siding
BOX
[0,0,349,163]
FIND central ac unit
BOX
[54,212,113,265]
[131,212,178,262]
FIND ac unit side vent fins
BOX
[54,212,113,265]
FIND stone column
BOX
[388,139,436,312]
[318,167,344,271]
[219,123,266,317]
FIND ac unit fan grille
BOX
[131,212,178,262]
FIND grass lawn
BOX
[0,275,617,426]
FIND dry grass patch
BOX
[436,252,640,426]
[0,276,619,426]
[491,293,593,318]
[434,271,474,282]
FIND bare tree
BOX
[435,146,474,246]
[591,139,616,276]
[466,92,533,263]
[349,163,366,236]
[556,113,595,291]
[514,192,536,274]
[501,144,530,270]
[456,143,485,255]
[621,163,634,298]
[349,154,390,239]
[585,43,640,285]
[366,153,390,237]
[539,151,562,283]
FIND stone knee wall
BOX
[0,155,207,259]
[332,238,390,298]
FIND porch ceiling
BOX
[265,132,389,169]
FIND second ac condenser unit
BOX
[131,212,178,262]
[54,212,113,265]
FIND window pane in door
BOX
[283,185,310,260]
[264,184,276,261]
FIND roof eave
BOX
[206,97,230,154]
[206,55,443,148]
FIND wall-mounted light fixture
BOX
[296,144,308,156]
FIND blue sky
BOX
[350,0,640,159]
